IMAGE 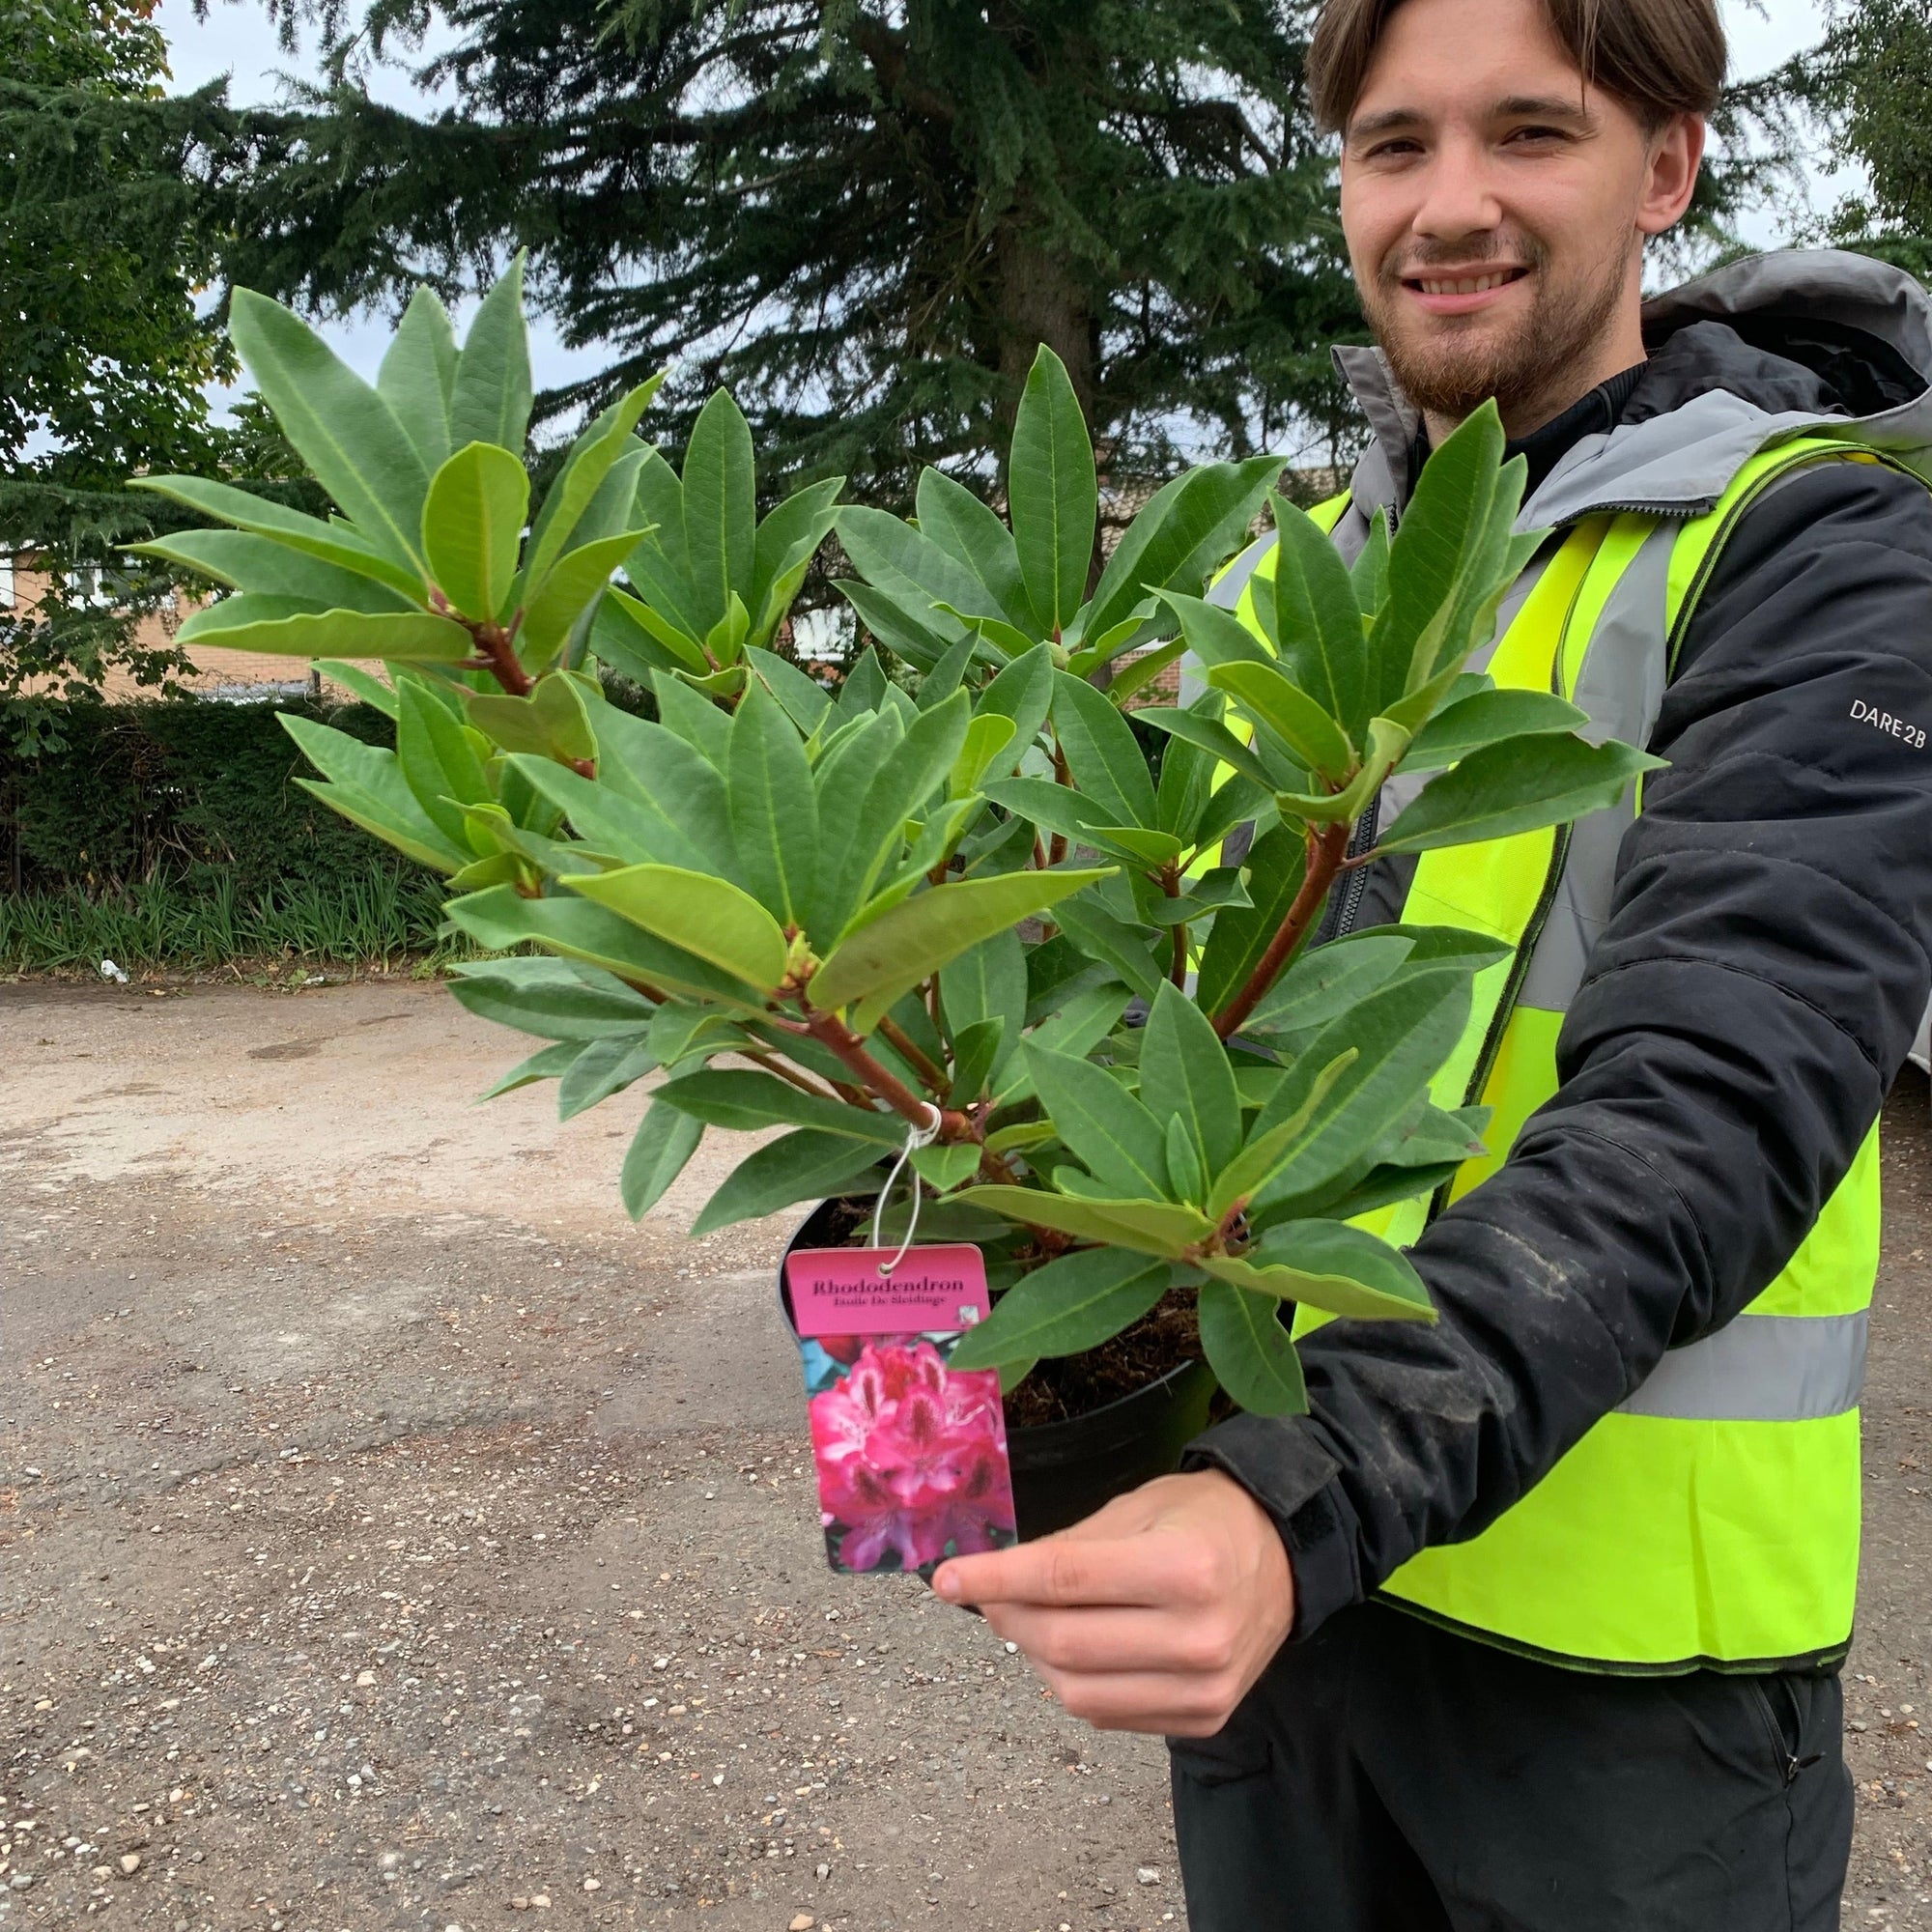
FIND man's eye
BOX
[1362,138,1423,160]
[1505,125,1570,145]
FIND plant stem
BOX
[800,1006,972,1140]
[1210,819,1350,1039]
[739,1046,848,1106]
[471,624,532,697]
[878,1013,948,1094]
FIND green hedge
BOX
[0,697,447,970]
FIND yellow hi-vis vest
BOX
[1229,437,1898,1673]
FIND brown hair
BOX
[1307,0,1726,133]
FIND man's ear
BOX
[1638,112,1705,238]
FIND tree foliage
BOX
[0,0,242,733]
[1787,0,1932,278]
[212,0,1367,504]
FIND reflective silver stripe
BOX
[1616,1310,1869,1422]
[1516,524,1676,1013]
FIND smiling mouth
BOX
[1405,268,1529,297]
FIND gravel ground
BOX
[1,977,1928,1930]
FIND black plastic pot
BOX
[781,1197,1217,1542]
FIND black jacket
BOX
[1186,273,1932,1644]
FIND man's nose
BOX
[1407,134,1505,246]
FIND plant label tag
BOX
[784,1244,1017,1577]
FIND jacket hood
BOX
[1333,248,1932,531]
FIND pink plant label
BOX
[786,1243,991,1337]
[784,1245,1017,1577]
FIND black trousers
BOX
[1170,1602,1854,1932]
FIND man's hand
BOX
[931,1469,1294,1737]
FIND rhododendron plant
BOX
[139,268,1659,1425]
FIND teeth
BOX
[1417,272,1516,296]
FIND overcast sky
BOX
[154,0,1853,405]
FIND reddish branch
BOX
[794,1007,974,1141]
[877,1013,948,1094]
[1210,819,1351,1039]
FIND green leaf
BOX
[622,1104,707,1219]
[1083,454,1285,643]
[280,712,469,871]
[911,1143,984,1193]
[1023,1041,1170,1198]
[1135,706,1276,790]
[1018,980,1133,1073]
[1378,737,1663,856]
[1205,1050,1357,1219]
[395,677,493,847]
[835,578,961,672]
[947,1017,1005,1105]
[1265,493,1371,740]
[952,1186,1210,1259]
[552,708,737,875]
[1142,980,1242,1177]
[1152,587,1274,671]
[980,776,1103,847]
[1009,346,1097,635]
[1164,1117,1206,1204]
[465,671,598,766]
[1205,1220,1435,1322]
[745,646,835,735]
[1399,688,1586,772]
[1197,1279,1307,1416]
[654,1068,903,1144]
[682,387,758,638]
[1208,660,1353,781]
[939,928,1027,1080]
[557,1035,658,1120]
[131,474,426,601]
[1245,931,1416,1035]
[916,468,1031,626]
[176,603,470,662]
[811,867,1111,1031]
[447,252,533,454]
[648,668,732,765]
[952,713,1016,799]
[480,1037,582,1099]
[378,285,458,470]
[813,693,970,942]
[128,529,418,613]
[525,375,665,598]
[951,1248,1172,1370]
[561,863,790,992]
[314,660,398,717]
[588,588,698,683]
[445,956,660,1039]
[445,886,765,1008]
[422,440,529,622]
[1106,639,1188,706]
[1048,894,1166,1005]
[692,1130,883,1235]
[975,644,1057,769]
[750,477,844,647]
[522,529,655,663]
[837,504,998,628]
[1196,822,1307,1016]
[228,287,431,572]
[1248,966,1477,1206]
[1351,506,1390,614]
[1052,670,1159,827]
[934,603,1041,660]
[648,1000,748,1070]
[724,679,819,925]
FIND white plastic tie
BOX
[871,1103,944,1277]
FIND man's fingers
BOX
[934,1530,1186,1609]
[981,1603,1237,1678]
[1029,1661,1239,1737]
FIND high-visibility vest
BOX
[1228,437,1903,1673]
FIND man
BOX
[931,0,1932,1925]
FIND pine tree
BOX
[217,0,1367,506]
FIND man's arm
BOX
[1186,457,1932,1639]
[938,460,1932,1721]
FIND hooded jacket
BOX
[1185,250,1932,1647]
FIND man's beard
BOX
[1362,232,1633,427]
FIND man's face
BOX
[1338,0,1700,429]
